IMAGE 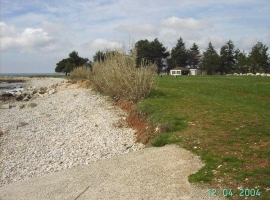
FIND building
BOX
[170,66,201,76]
[170,66,190,76]
[190,68,202,75]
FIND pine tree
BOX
[219,40,235,74]
[235,50,248,73]
[135,38,170,73]
[248,42,269,73]
[187,43,201,68]
[171,37,188,67]
[199,42,220,75]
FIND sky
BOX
[0,0,269,73]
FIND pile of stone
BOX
[227,73,270,76]
[0,98,38,110]
[14,83,58,101]
[0,78,74,110]
[0,81,145,187]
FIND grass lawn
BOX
[137,75,270,199]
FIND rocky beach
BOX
[0,77,144,186]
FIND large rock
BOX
[33,93,40,98]
[23,95,30,101]
[48,89,56,95]
[16,121,29,129]
[38,87,46,94]
[48,83,58,89]
[25,102,37,108]
[0,104,11,109]
[33,87,39,93]
[15,91,22,96]
[29,90,34,95]
[0,93,13,101]
[22,91,29,96]
[16,95,24,101]
[18,104,25,109]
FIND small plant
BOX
[88,49,158,103]
[70,65,92,80]
[151,133,181,147]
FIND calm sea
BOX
[0,73,66,77]
[0,73,66,95]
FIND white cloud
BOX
[82,38,124,51]
[114,24,158,35]
[0,22,72,53]
[161,17,212,31]
[0,22,17,37]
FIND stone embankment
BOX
[0,78,144,186]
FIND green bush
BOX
[70,65,92,79]
[89,50,158,103]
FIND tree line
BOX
[200,40,269,74]
[55,38,270,75]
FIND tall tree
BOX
[219,40,235,74]
[248,42,269,73]
[69,51,89,67]
[135,39,151,65]
[135,38,170,73]
[55,51,89,75]
[171,37,188,67]
[199,42,220,75]
[187,43,201,68]
[235,50,249,73]
[55,58,70,74]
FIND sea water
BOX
[0,82,25,95]
[0,73,65,95]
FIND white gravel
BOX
[0,78,144,186]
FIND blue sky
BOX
[0,0,269,73]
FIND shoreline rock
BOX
[0,103,11,109]
[1,78,67,104]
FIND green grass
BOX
[137,75,270,199]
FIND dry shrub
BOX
[70,65,92,79]
[89,50,158,103]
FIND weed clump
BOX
[70,65,92,80]
[89,50,158,103]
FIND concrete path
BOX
[0,145,224,200]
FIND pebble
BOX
[0,78,144,186]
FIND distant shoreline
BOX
[0,73,66,77]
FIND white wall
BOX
[190,69,201,75]
[170,70,181,75]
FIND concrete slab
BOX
[0,145,224,200]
